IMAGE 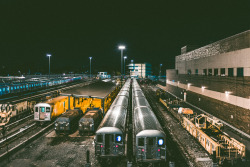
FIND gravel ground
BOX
[148,85,213,167]
[0,129,128,167]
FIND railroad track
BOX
[141,84,189,167]
[0,122,54,162]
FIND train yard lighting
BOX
[89,57,92,79]
[123,56,127,75]
[118,45,125,77]
[46,54,51,78]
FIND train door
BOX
[39,107,46,120]
[105,134,113,154]
[146,137,156,159]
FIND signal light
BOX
[116,145,118,148]
[101,145,103,148]
[158,149,160,152]
[142,149,144,152]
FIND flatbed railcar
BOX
[55,108,83,134]
[94,78,131,163]
[132,79,166,164]
[79,108,103,135]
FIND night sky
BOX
[0,0,249,75]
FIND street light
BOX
[118,45,125,76]
[123,56,127,75]
[47,54,51,77]
[89,57,92,79]
[159,64,162,78]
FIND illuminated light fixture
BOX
[116,145,118,148]
[101,145,103,148]
[225,91,231,95]
[116,136,122,142]
[158,149,161,152]
[187,83,191,86]
[118,45,125,50]
[201,86,206,89]
[158,139,164,146]
[142,149,144,152]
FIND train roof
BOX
[133,106,164,135]
[60,81,117,99]
[96,127,122,134]
[35,103,51,107]
[57,109,82,120]
[98,105,127,132]
[136,130,165,137]
[45,96,68,104]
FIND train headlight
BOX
[158,139,164,146]
[55,123,58,126]
[79,124,82,126]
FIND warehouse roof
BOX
[60,80,117,99]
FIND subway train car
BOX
[0,100,36,126]
[34,96,73,124]
[55,109,83,135]
[78,108,103,135]
[132,79,166,164]
[95,78,131,163]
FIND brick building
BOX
[166,30,250,134]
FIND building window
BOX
[203,69,207,76]
[208,69,212,76]
[228,68,234,77]
[176,70,178,75]
[220,68,225,76]
[187,69,191,75]
[237,68,244,77]
[214,69,218,76]
[195,69,198,75]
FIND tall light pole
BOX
[118,45,125,77]
[123,56,127,76]
[89,57,92,79]
[47,54,51,78]
[159,64,162,78]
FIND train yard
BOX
[0,78,249,167]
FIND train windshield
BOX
[40,107,45,113]
[97,135,103,142]
[138,138,144,146]
[35,107,38,112]
[46,107,50,112]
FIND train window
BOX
[148,138,154,146]
[115,134,122,143]
[46,107,50,112]
[97,135,103,142]
[138,138,144,146]
[40,107,45,113]
[35,107,38,112]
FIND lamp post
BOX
[89,57,92,79]
[159,64,162,79]
[118,45,125,77]
[47,54,51,78]
[123,56,127,76]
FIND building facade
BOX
[128,63,152,78]
[166,30,250,134]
